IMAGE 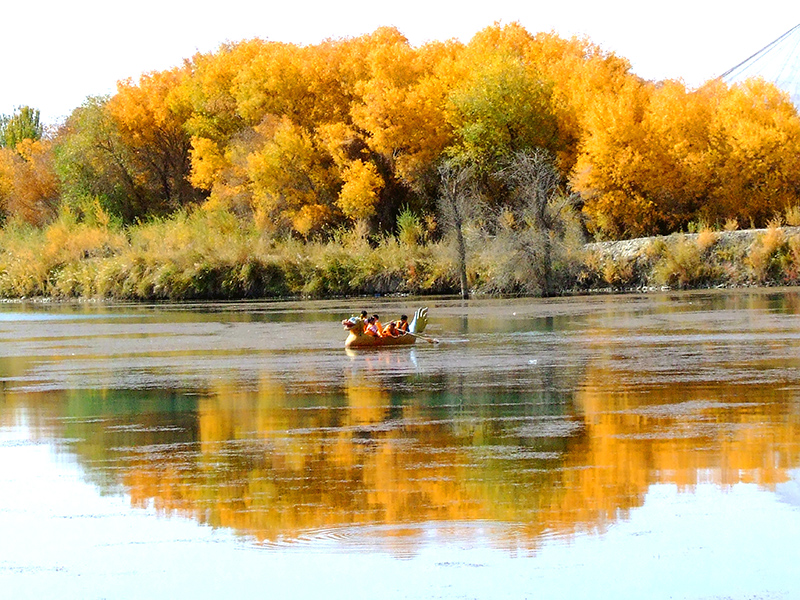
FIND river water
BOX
[1,290,799,599]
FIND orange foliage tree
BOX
[18,22,800,239]
[56,67,204,223]
[572,76,800,238]
[704,79,800,226]
[0,138,59,225]
[109,66,203,211]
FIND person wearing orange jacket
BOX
[397,315,409,333]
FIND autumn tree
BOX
[573,76,800,238]
[247,117,340,236]
[573,78,719,238]
[109,67,203,212]
[182,40,268,211]
[350,30,458,202]
[56,68,205,223]
[445,24,560,178]
[0,106,56,224]
[570,77,657,238]
[704,79,800,226]
[526,32,636,173]
[55,97,143,221]
[636,80,718,230]
[0,138,59,225]
[37,22,800,247]
[183,40,267,145]
[336,159,384,224]
[447,54,558,173]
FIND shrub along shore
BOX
[584,225,800,292]
[1,207,800,302]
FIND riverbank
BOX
[582,226,800,293]
[1,208,799,301]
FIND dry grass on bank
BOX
[3,207,800,301]
[0,208,459,300]
[582,223,800,292]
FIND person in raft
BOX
[397,315,409,333]
[365,315,381,336]
[371,314,383,334]
[350,312,408,338]
[343,310,369,328]
[382,321,400,337]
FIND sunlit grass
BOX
[3,207,800,300]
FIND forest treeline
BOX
[2,23,800,299]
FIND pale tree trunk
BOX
[455,222,468,299]
[438,160,478,300]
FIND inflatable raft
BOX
[342,307,429,348]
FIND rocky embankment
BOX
[580,226,800,291]
[587,227,800,260]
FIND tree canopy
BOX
[2,23,799,239]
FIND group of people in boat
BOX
[356,310,410,338]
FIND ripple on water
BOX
[469,445,563,461]
[252,520,528,556]
[613,399,760,418]
[512,417,584,438]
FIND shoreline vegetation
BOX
[3,23,800,302]
[2,207,800,302]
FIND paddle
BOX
[404,331,439,344]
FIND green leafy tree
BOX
[0,106,43,149]
[446,53,559,174]
[54,97,143,222]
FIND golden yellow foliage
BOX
[248,117,339,235]
[706,79,800,226]
[573,72,800,237]
[18,23,800,238]
[351,36,456,187]
[108,66,201,210]
[336,159,384,221]
[189,136,227,191]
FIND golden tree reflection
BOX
[3,349,799,553]
[110,363,800,552]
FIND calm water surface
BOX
[2,291,800,599]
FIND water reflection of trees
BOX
[4,351,800,553]
[576,370,800,489]
[112,374,578,551]
[110,374,800,550]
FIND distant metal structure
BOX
[721,23,800,110]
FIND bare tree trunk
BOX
[438,159,478,300]
[540,231,552,297]
[455,223,468,299]
[497,149,565,297]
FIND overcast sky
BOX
[3,0,798,124]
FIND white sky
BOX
[2,0,799,124]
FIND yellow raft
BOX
[342,307,429,349]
